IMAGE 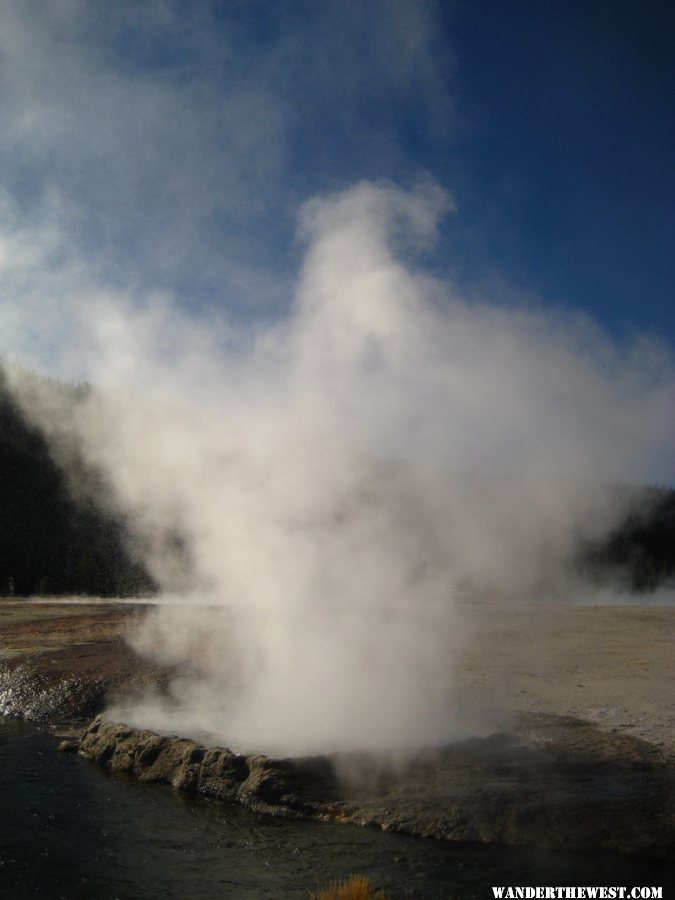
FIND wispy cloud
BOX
[0,0,454,322]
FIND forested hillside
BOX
[0,368,672,597]
[0,371,155,597]
[587,487,675,591]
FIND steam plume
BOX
[6,180,675,753]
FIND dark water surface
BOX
[1,717,673,900]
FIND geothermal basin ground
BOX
[1,596,674,866]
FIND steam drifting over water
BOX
[6,181,675,753]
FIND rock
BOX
[76,716,307,814]
[72,712,675,860]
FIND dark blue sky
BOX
[444,1,675,344]
[0,0,673,350]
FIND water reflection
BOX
[0,717,673,899]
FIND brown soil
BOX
[0,600,172,724]
[455,602,675,758]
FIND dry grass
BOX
[309,874,389,900]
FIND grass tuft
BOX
[309,874,389,899]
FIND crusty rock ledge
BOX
[69,714,675,860]
[67,714,336,818]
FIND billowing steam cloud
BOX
[6,180,675,753]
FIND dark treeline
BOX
[0,372,155,597]
[583,487,675,592]
[0,369,672,597]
